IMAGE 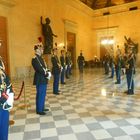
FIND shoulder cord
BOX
[0,70,6,84]
[0,66,12,89]
[0,59,5,71]
[0,61,12,99]
[35,56,48,74]
[0,70,7,97]
[36,56,44,68]
[42,57,48,68]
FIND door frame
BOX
[67,32,76,68]
[64,19,78,68]
[96,27,118,59]
[0,16,10,75]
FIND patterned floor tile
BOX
[9,68,140,140]
[91,129,112,139]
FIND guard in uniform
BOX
[103,54,110,75]
[115,52,122,84]
[51,48,61,95]
[109,56,115,78]
[32,45,51,115]
[65,52,70,79]
[60,50,66,84]
[125,48,135,95]
[68,52,73,75]
[0,57,14,140]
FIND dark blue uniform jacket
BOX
[32,54,48,85]
[51,55,60,75]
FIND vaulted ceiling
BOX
[79,0,139,10]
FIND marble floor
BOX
[9,68,140,140]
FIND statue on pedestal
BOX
[40,16,57,54]
[124,36,138,54]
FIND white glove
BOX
[61,66,63,71]
[47,71,52,80]
[6,92,14,107]
[65,65,68,70]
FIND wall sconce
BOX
[58,43,64,48]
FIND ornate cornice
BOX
[63,0,93,17]
[0,0,16,7]
[93,1,140,18]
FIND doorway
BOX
[100,36,114,59]
[0,16,9,74]
[67,32,76,68]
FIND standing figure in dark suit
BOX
[51,48,61,95]
[60,50,66,84]
[125,48,135,95]
[77,53,85,73]
[0,57,14,140]
[32,45,51,115]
